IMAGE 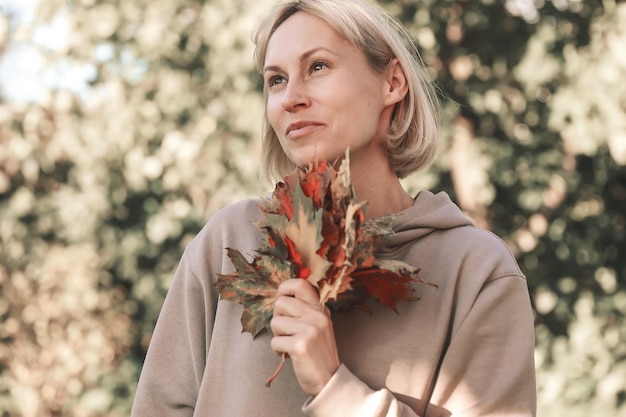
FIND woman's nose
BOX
[281,81,310,112]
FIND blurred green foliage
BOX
[0,0,624,415]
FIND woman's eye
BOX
[267,75,286,87]
[311,61,328,72]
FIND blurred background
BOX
[0,0,624,415]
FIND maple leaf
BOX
[216,248,293,337]
[215,148,435,385]
[345,262,425,312]
[282,184,332,283]
[299,159,332,208]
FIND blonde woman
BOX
[132,1,536,415]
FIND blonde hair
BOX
[253,0,440,181]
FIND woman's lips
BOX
[285,121,324,139]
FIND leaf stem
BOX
[265,352,288,387]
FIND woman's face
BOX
[264,12,394,168]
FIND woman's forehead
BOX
[265,12,353,64]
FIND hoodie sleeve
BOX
[130,248,214,417]
[303,365,422,417]
[131,199,264,416]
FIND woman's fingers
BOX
[273,293,325,320]
[270,307,327,336]
[275,278,321,306]
[270,310,339,396]
[270,279,340,396]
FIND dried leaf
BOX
[216,248,293,337]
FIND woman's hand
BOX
[270,279,340,396]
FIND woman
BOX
[131,0,536,416]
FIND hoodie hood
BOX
[378,191,474,254]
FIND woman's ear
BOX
[383,58,409,106]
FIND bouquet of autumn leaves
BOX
[215,150,430,385]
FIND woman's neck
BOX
[350,157,414,220]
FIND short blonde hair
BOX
[253,0,440,181]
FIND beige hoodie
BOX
[131,191,536,416]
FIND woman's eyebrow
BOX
[263,47,336,74]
